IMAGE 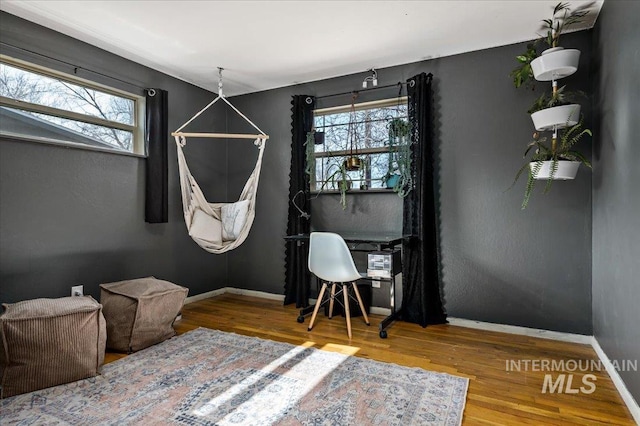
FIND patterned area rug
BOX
[2,328,468,425]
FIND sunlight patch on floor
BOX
[192,341,353,424]
[320,343,360,356]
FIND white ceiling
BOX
[1,1,603,96]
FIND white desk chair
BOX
[306,232,370,339]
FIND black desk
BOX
[285,233,404,338]
[284,233,402,250]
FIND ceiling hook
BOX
[218,67,224,96]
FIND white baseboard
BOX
[591,337,640,424]
[445,316,640,421]
[371,306,391,316]
[185,287,639,422]
[447,317,593,345]
[184,288,225,304]
[224,287,285,301]
[185,287,284,305]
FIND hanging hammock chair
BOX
[172,69,269,254]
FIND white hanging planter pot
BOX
[531,104,581,131]
[531,47,581,81]
[530,160,580,180]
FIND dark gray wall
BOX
[0,12,228,303]
[0,12,597,336]
[228,32,594,334]
[592,0,640,403]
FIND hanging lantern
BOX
[344,156,363,171]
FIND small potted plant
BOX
[344,95,364,172]
[529,2,586,81]
[528,85,585,131]
[512,117,592,209]
[304,131,355,209]
[510,3,587,89]
[388,117,410,141]
[313,130,325,145]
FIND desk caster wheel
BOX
[297,315,305,323]
[379,330,388,339]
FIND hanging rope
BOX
[347,93,359,159]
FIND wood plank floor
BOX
[105,293,635,425]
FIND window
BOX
[311,98,409,191]
[0,56,145,155]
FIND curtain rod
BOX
[315,73,432,101]
[315,81,408,101]
[0,41,152,94]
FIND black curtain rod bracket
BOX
[1,41,150,93]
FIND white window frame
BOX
[0,55,146,156]
[312,97,409,192]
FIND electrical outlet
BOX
[71,285,84,296]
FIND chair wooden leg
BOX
[308,283,327,332]
[342,283,352,339]
[351,282,370,326]
[328,283,337,319]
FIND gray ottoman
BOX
[0,296,106,398]
[100,277,188,352]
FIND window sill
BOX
[0,132,147,158]
[310,188,397,195]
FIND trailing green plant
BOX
[383,118,413,197]
[304,130,316,176]
[322,161,355,209]
[510,43,539,90]
[301,134,354,209]
[511,116,592,209]
[388,117,410,139]
[510,2,588,90]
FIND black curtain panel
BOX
[401,73,447,326]
[284,95,315,307]
[145,88,169,223]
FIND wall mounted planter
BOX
[531,104,581,131]
[531,47,581,81]
[530,160,580,180]
[510,3,592,209]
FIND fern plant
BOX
[512,117,592,209]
